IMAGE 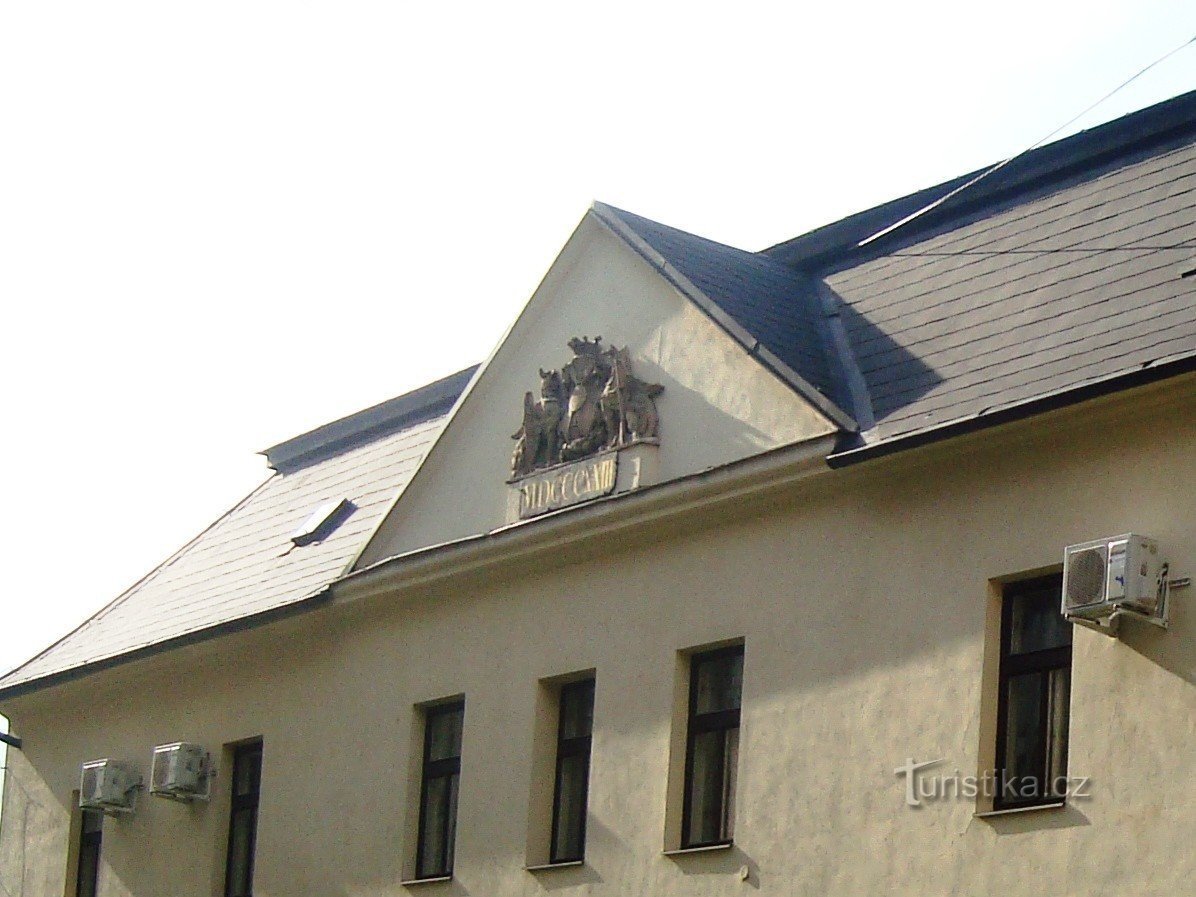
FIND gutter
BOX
[828,352,1196,468]
[0,587,334,704]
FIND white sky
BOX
[1,1,1194,679]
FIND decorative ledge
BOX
[400,875,453,886]
[663,842,733,856]
[974,801,1065,818]
[525,860,585,872]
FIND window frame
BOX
[74,808,103,897]
[680,644,743,849]
[415,700,465,880]
[223,740,264,897]
[993,574,1072,811]
[548,678,595,864]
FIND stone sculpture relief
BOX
[511,337,663,478]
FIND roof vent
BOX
[290,498,353,547]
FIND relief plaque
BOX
[509,337,662,518]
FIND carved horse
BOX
[601,347,663,444]
[510,391,542,477]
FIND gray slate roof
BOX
[591,202,858,430]
[594,205,839,395]
[825,136,1196,445]
[0,369,474,697]
[5,91,1196,699]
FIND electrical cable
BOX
[892,243,1196,258]
[857,34,1196,248]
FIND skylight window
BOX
[290,498,352,546]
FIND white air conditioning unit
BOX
[1062,533,1168,630]
[80,759,141,815]
[150,742,212,802]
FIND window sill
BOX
[525,860,584,872]
[400,875,453,886]
[663,842,733,856]
[975,801,1065,819]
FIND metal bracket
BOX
[1070,613,1121,637]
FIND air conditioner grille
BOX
[151,753,172,792]
[1066,546,1107,608]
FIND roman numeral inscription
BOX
[517,453,618,519]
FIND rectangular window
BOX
[416,702,464,879]
[75,809,103,897]
[682,646,743,848]
[224,741,263,897]
[550,679,594,863]
[995,575,1072,810]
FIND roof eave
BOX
[0,588,334,704]
[828,352,1196,468]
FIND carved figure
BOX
[510,391,541,478]
[560,337,612,461]
[601,346,663,444]
[537,368,565,466]
[511,336,664,477]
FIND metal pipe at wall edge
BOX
[0,732,20,750]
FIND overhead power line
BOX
[857,34,1196,249]
[893,243,1196,258]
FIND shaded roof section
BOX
[599,90,1196,456]
[0,371,473,699]
[591,202,858,431]
[820,120,1196,450]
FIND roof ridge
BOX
[592,202,802,274]
[262,366,479,472]
[765,87,1196,273]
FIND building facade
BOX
[2,91,1196,897]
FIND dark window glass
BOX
[417,702,464,879]
[224,742,263,897]
[682,646,743,848]
[995,576,1072,810]
[550,679,594,863]
[75,809,103,897]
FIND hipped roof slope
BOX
[0,368,475,698]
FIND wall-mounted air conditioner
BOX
[1062,533,1169,634]
[150,742,213,802]
[80,759,141,815]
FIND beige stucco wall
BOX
[356,213,836,566]
[2,374,1195,897]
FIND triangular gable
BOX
[593,203,856,431]
[354,206,850,568]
